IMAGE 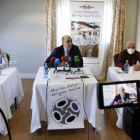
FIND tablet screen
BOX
[102,83,138,107]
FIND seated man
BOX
[116,41,140,71]
[113,87,130,104]
[0,48,8,69]
[44,35,83,67]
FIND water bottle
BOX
[44,63,48,78]
[124,60,129,74]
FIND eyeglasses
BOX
[65,40,72,44]
[121,89,125,91]
[127,46,135,49]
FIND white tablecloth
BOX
[30,67,103,133]
[107,67,140,129]
[0,67,24,136]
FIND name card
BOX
[50,74,66,82]
[57,67,70,71]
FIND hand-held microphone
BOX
[67,56,72,70]
[74,56,80,71]
[61,56,67,71]
[48,57,56,68]
[54,58,60,72]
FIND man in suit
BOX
[116,41,140,71]
[44,35,83,67]
[113,87,130,104]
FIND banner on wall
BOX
[47,80,84,130]
[70,1,104,58]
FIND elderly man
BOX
[44,35,83,67]
[0,48,8,69]
[113,87,130,104]
[116,41,140,71]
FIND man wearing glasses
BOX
[44,35,83,67]
[113,87,130,104]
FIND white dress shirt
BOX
[120,94,125,103]
[63,46,70,57]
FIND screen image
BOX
[102,83,138,107]
[71,21,100,58]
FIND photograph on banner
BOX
[71,21,100,57]
[70,1,104,58]
[103,83,138,107]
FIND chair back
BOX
[6,53,10,67]
[91,44,99,57]
[113,52,120,66]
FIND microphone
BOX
[67,56,72,70]
[113,102,118,106]
[54,58,60,72]
[111,101,115,106]
[74,56,80,71]
[118,99,122,105]
[48,57,56,68]
[61,56,67,71]
[126,98,129,104]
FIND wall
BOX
[136,0,140,51]
[125,0,137,44]
[0,0,45,78]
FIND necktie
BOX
[66,50,70,57]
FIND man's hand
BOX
[60,62,68,67]
[133,64,140,71]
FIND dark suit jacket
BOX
[113,93,130,102]
[44,44,83,67]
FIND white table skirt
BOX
[0,67,24,136]
[30,67,103,133]
[107,67,140,129]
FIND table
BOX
[30,67,103,133]
[107,67,140,129]
[0,67,24,136]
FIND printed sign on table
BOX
[47,80,84,130]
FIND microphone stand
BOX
[69,62,71,71]
[77,63,80,71]
[48,62,52,69]
[54,64,57,73]
[0,108,12,140]
[63,61,65,72]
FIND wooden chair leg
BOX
[15,97,17,109]
[0,108,12,140]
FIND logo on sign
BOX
[79,5,94,9]
[52,99,80,124]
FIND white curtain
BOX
[71,0,104,1]
[56,0,70,47]
[56,0,105,47]
[99,0,113,80]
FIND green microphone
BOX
[74,56,80,70]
